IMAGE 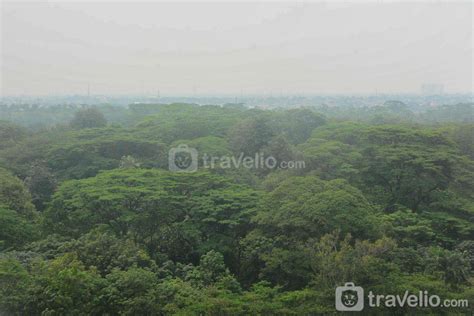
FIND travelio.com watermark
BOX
[335,282,469,312]
[168,144,305,172]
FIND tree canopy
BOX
[0,102,472,314]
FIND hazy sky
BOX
[1,1,472,96]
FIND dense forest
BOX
[0,102,472,314]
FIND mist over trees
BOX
[0,101,472,314]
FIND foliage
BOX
[0,103,472,314]
[24,161,57,211]
[0,168,36,216]
[0,120,28,150]
[69,108,107,129]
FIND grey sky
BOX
[1,1,472,96]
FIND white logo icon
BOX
[168,144,198,172]
[335,282,364,311]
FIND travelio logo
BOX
[335,282,364,311]
[168,144,198,172]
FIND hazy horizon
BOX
[1,2,473,96]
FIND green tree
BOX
[103,267,160,315]
[25,254,106,315]
[277,108,326,144]
[66,228,157,276]
[426,247,471,289]
[0,120,28,150]
[0,258,31,314]
[228,116,275,156]
[44,169,260,267]
[0,168,36,216]
[382,209,435,247]
[24,161,57,211]
[298,138,362,181]
[255,176,382,240]
[0,206,39,250]
[185,251,233,286]
[69,108,107,129]
[449,124,474,159]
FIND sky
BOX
[1,1,472,96]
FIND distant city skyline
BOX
[1,2,473,96]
